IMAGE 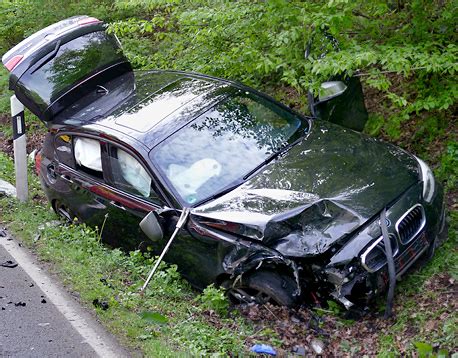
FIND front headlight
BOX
[415,156,435,203]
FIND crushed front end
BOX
[315,181,446,309]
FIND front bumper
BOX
[324,181,446,308]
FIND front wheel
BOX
[224,270,299,307]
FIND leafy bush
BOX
[106,1,457,193]
[1,1,455,166]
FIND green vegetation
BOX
[0,0,455,188]
[0,156,254,355]
[0,0,456,355]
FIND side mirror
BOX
[318,81,347,102]
[140,211,163,241]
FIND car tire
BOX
[224,270,298,307]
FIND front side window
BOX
[152,92,304,205]
[108,147,152,198]
[74,137,103,178]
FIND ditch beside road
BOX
[0,230,129,358]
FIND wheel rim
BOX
[55,201,72,222]
[227,287,275,305]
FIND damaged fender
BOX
[222,240,302,297]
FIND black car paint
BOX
[313,76,369,132]
[193,120,420,248]
[35,71,446,309]
[4,16,445,307]
[3,16,131,122]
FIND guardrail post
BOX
[10,95,28,202]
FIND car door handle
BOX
[60,174,74,184]
[110,200,126,211]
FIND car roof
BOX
[54,70,233,149]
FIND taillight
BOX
[4,55,24,71]
[35,151,42,175]
[77,17,102,26]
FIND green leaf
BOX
[139,311,168,324]
[437,349,449,358]
[414,341,433,357]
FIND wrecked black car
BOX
[2,16,446,309]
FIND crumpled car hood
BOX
[193,121,419,255]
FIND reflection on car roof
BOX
[115,78,220,133]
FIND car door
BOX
[46,133,112,236]
[101,143,167,250]
[311,76,369,132]
[104,143,232,287]
[304,29,368,132]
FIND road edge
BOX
[0,231,130,358]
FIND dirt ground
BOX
[234,272,457,355]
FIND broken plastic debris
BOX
[92,298,109,310]
[311,338,325,354]
[100,277,113,288]
[0,179,16,197]
[250,344,277,356]
[28,149,37,163]
[0,260,18,268]
[292,346,307,356]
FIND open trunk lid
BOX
[2,15,132,123]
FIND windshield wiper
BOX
[196,129,309,207]
[196,180,245,206]
[242,135,304,180]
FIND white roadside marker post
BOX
[10,95,28,202]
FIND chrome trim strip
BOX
[361,234,399,273]
[395,204,426,244]
[361,236,384,273]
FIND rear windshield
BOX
[18,31,124,110]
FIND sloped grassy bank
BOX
[0,0,456,354]
[0,151,456,356]
[0,156,256,355]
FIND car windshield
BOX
[151,91,305,205]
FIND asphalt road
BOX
[0,231,129,358]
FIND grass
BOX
[1,140,456,356]
[0,55,456,356]
[0,209,254,355]
[0,156,259,355]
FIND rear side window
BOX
[74,137,103,178]
[54,134,75,167]
[108,147,152,198]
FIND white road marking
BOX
[0,233,128,358]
